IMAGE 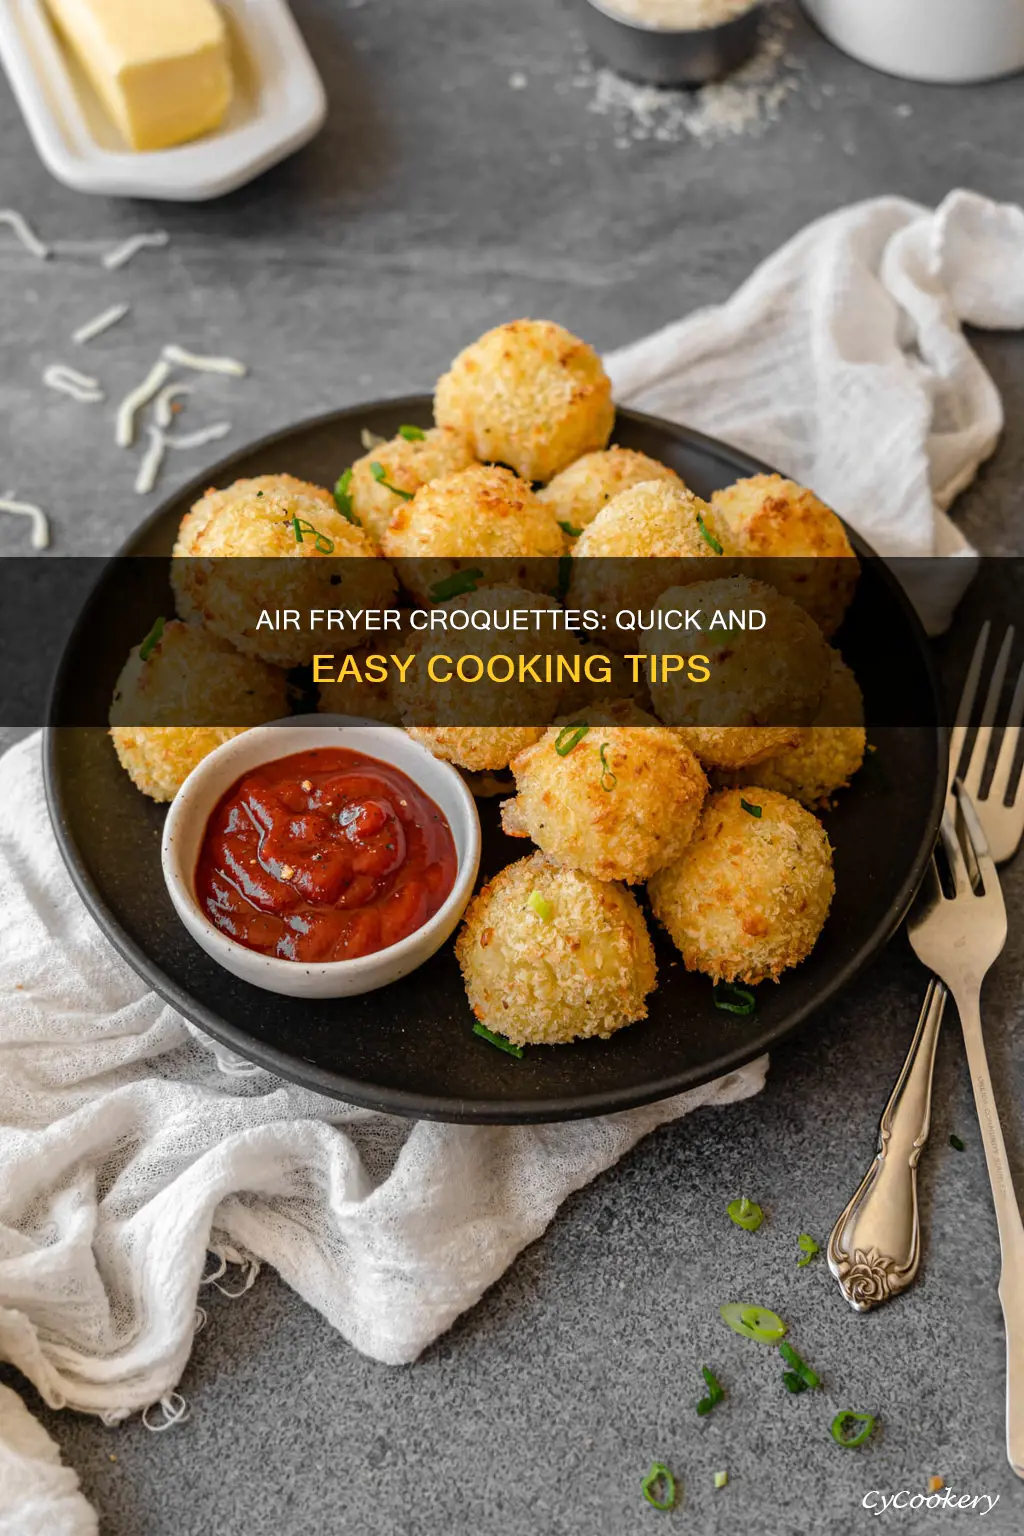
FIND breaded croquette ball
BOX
[407,725,546,774]
[649,577,831,770]
[648,788,834,984]
[434,319,614,482]
[722,650,866,807]
[455,852,656,1045]
[710,474,858,637]
[537,447,683,543]
[500,704,708,883]
[380,464,564,602]
[173,474,395,668]
[109,619,288,802]
[347,426,476,546]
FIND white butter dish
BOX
[0,0,327,201]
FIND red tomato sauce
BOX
[194,747,457,964]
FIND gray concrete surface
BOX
[1,0,1023,1531]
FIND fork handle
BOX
[953,982,1024,1480]
[827,978,947,1310]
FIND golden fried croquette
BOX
[380,464,564,602]
[347,426,476,546]
[434,319,614,482]
[109,619,288,802]
[710,474,858,637]
[407,726,545,774]
[172,474,395,668]
[648,577,831,769]
[721,650,866,807]
[648,788,834,984]
[455,852,656,1045]
[500,704,708,883]
[537,447,683,543]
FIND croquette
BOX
[537,447,683,543]
[380,464,564,602]
[710,473,858,637]
[648,576,831,769]
[172,473,395,668]
[109,619,289,801]
[648,788,834,984]
[500,703,708,883]
[434,319,614,482]
[455,852,656,1045]
[347,426,476,546]
[316,644,403,725]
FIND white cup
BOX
[803,0,1024,83]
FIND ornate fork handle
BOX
[827,979,947,1309]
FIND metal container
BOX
[803,0,1024,84]
[575,0,764,88]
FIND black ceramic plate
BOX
[45,399,946,1123]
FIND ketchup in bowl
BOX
[194,747,458,964]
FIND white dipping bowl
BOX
[161,716,481,1000]
[803,0,1024,84]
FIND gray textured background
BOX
[1,1,1023,1532]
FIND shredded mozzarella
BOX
[43,364,104,403]
[0,494,50,549]
[115,359,172,447]
[73,303,130,345]
[154,383,193,429]
[161,344,247,377]
[165,422,232,451]
[101,231,169,271]
[134,427,167,495]
[0,209,50,260]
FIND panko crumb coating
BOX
[720,650,866,807]
[501,703,708,883]
[537,447,683,543]
[172,474,395,668]
[407,725,545,774]
[455,852,656,1045]
[649,576,831,769]
[109,619,289,802]
[380,464,564,602]
[434,319,615,483]
[348,426,476,546]
[710,473,858,637]
[648,788,835,985]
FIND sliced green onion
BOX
[333,467,358,523]
[797,1233,820,1267]
[739,798,762,818]
[696,512,723,555]
[714,1471,728,1490]
[831,1411,876,1448]
[369,461,414,499]
[782,1370,808,1395]
[696,1364,724,1416]
[472,1022,523,1058]
[950,1134,965,1151]
[640,1463,676,1511]
[555,723,589,756]
[599,741,617,792]
[779,1341,820,1389]
[292,515,335,554]
[527,891,553,921]
[398,423,426,441]
[713,982,756,1016]
[558,520,584,538]
[727,1197,764,1232]
[429,567,484,602]
[138,616,165,662]
[719,1303,787,1344]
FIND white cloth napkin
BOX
[0,1386,96,1536]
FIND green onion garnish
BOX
[796,1233,820,1267]
[714,1471,728,1490]
[555,723,589,756]
[558,520,584,538]
[782,1370,807,1395]
[138,616,165,662]
[719,1303,787,1344]
[713,982,756,1016]
[727,1197,764,1232]
[398,424,426,441]
[292,516,335,554]
[527,891,553,921]
[333,467,358,523]
[696,512,723,554]
[740,798,762,818]
[429,567,484,602]
[696,1364,724,1417]
[640,1463,676,1511]
[950,1134,965,1151]
[599,742,617,792]
[779,1340,820,1389]
[831,1411,876,1448]
[370,461,413,499]
[472,1022,523,1058]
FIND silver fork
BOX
[828,624,1024,1313]
[908,783,1023,1479]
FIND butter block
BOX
[45,0,233,152]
